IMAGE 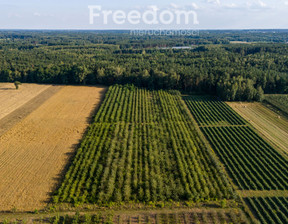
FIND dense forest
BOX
[0,30,288,101]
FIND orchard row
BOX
[54,85,233,204]
[183,96,246,126]
[245,197,288,224]
[184,96,288,190]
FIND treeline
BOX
[0,31,288,101]
[217,77,265,101]
[264,94,288,115]
[1,30,287,49]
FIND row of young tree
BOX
[54,85,234,204]
[49,210,249,224]
[0,32,288,101]
[246,197,288,224]
[184,96,288,190]
[201,126,288,191]
[184,95,247,126]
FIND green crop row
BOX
[53,85,233,204]
[183,95,246,126]
[245,197,288,224]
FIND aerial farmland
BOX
[0,30,288,224]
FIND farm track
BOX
[0,85,106,211]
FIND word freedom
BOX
[88,6,199,26]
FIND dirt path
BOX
[0,83,51,120]
[227,102,288,154]
[0,86,106,212]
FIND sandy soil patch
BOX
[227,102,288,155]
[0,86,106,211]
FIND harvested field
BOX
[227,102,288,154]
[0,86,106,211]
[0,83,51,120]
[0,85,62,136]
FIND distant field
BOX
[265,94,288,115]
[227,102,288,154]
[54,85,233,205]
[230,41,250,44]
[0,85,106,211]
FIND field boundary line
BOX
[238,190,288,197]
[199,124,249,127]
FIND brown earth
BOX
[0,85,107,211]
[227,102,288,155]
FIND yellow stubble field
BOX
[0,84,106,211]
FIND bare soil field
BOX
[227,102,288,154]
[0,85,106,211]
